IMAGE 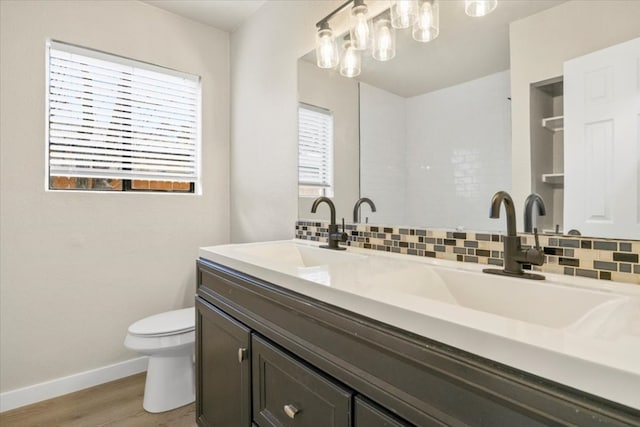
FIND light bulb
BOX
[340,40,361,78]
[315,26,339,69]
[350,3,372,50]
[413,0,439,43]
[465,0,497,17]
[391,0,418,29]
[372,18,396,62]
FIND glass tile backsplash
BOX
[295,221,639,285]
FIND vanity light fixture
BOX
[413,0,440,43]
[372,14,396,61]
[350,0,373,50]
[340,37,362,77]
[390,0,418,29]
[314,0,497,76]
[465,0,498,17]
[315,21,339,69]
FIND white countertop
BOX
[199,239,640,410]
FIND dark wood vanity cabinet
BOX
[196,259,640,427]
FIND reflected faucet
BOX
[311,197,347,250]
[523,193,546,233]
[483,191,545,280]
[353,197,376,223]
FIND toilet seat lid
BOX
[128,307,195,336]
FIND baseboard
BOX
[0,356,148,413]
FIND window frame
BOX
[298,102,334,198]
[44,40,202,194]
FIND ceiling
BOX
[141,0,267,32]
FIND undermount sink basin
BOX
[204,240,633,332]
[228,240,367,269]
[365,265,629,329]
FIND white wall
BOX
[360,83,408,225]
[405,71,512,231]
[0,0,229,395]
[510,0,640,226]
[298,60,359,223]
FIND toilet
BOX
[124,307,196,413]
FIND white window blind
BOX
[298,104,333,190]
[46,41,201,183]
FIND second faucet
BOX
[353,197,376,223]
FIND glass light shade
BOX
[372,18,396,61]
[340,40,361,78]
[315,27,339,69]
[465,0,497,17]
[413,0,439,43]
[349,3,372,50]
[390,0,418,29]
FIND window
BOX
[298,103,334,198]
[46,41,201,193]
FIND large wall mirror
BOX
[298,0,640,240]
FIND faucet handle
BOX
[524,227,545,266]
[339,218,348,244]
[533,227,541,250]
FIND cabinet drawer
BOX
[252,335,352,427]
[354,396,412,427]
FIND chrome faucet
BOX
[483,191,545,280]
[523,193,546,233]
[352,197,376,223]
[311,197,347,250]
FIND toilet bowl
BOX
[124,307,195,413]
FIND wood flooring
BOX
[0,373,196,427]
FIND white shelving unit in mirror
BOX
[530,77,564,232]
[541,115,564,132]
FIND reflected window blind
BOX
[298,104,333,188]
[47,41,201,182]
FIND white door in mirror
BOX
[564,37,640,239]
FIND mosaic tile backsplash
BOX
[295,221,639,285]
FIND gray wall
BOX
[0,0,230,393]
[230,1,343,243]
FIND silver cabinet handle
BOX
[237,347,247,363]
[283,404,299,419]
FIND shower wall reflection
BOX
[360,70,512,230]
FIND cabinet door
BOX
[252,335,352,427]
[354,396,413,427]
[196,297,251,427]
